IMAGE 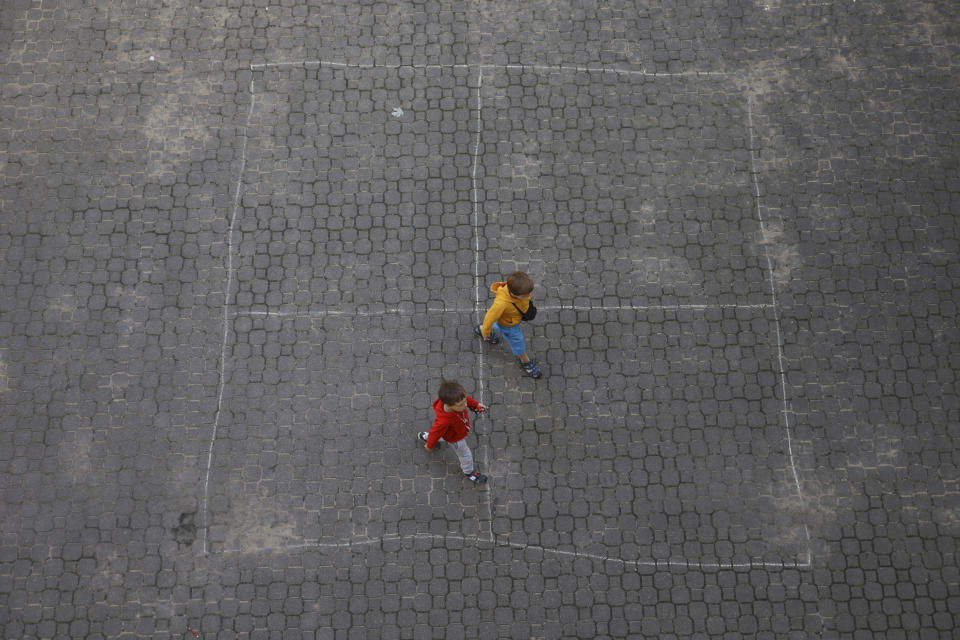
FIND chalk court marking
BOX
[198,60,814,571]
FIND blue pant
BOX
[493,322,526,356]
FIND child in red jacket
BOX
[418,380,489,483]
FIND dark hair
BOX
[438,380,467,405]
[507,271,534,296]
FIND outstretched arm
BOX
[466,396,488,413]
[425,425,444,450]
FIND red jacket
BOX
[426,396,480,449]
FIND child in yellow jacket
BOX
[475,271,543,379]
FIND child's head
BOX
[507,271,534,298]
[438,379,468,408]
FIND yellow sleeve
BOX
[480,299,508,338]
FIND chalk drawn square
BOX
[235,65,476,314]
[206,312,487,553]
[479,69,769,308]
[486,307,808,565]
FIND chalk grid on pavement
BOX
[198,59,813,571]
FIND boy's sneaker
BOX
[474,324,500,345]
[519,359,543,379]
[465,470,488,484]
[417,431,443,449]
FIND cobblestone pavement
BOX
[1,0,958,638]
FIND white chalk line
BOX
[470,69,494,543]
[251,60,471,71]
[199,82,257,555]
[236,307,462,317]
[234,303,773,319]
[747,97,811,563]
[500,63,729,78]
[541,303,772,312]
[216,533,813,570]
[249,59,729,78]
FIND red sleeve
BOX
[426,418,447,449]
[466,396,480,411]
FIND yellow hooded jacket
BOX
[479,281,531,338]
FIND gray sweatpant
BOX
[442,438,474,474]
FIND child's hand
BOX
[473,404,489,414]
[424,443,433,451]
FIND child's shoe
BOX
[474,324,500,344]
[465,470,488,483]
[519,359,543,379]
